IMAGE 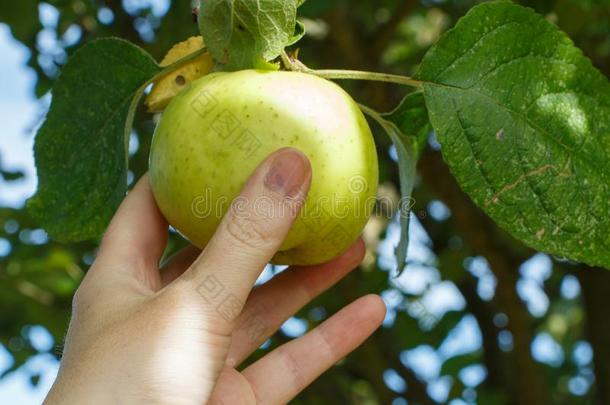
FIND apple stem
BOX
[280,51,423,89]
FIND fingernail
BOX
[264,149,311,198]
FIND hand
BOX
[45,148,386,405]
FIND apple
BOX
[149,70,379,265]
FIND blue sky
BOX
[0,23,59,402]
[0,25,39,208]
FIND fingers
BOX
[94,174,168,288]
[242,295,386,405]
[179,148,312,316]
[226,239,366,366]
[160,245,201,286]
[207,367,256,405]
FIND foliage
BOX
[29,38,161,242]
[199,0,303,70]
[416,1,610,269]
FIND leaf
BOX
[360,105,419,276]
[383,131,416,277]
[384,91,432,157]
[372,92,431,276]
[28,38,161,243]
[287,20,307,46]
[145,36,214,112]
[415,1,610,269]
[198,0,301,70]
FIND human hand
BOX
[45,148,386,405]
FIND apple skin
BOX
[149,70,379,266]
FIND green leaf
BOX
[28,38,161,243]
[370,92,431,276]
[287,20,307,47]
[361,105,419,276]
[415,1,610,269]
[384,91,432,157]
[198,0,302,70]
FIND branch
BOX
[282,52,423,88]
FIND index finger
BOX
[178,148,312,316]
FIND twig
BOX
[282,51,423,88]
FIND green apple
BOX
[149,70,379,265]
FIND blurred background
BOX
[1,0,610,403]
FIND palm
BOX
[158,244,384,405]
